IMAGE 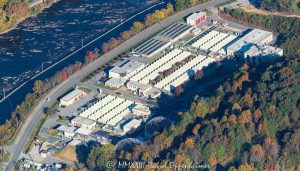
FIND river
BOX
[0,0,168,123]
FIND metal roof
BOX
[60,89,85,102]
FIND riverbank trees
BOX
[0,59,84,143]
[0,0,56,33]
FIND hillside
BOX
[85,9,300,171]
[86,58,300,170]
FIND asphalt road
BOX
[5,0,229,170]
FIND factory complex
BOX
[30,11,284,165]
[103,11,283,97]
[53,11,283,143]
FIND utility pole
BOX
[3,88,5,99]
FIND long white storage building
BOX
[129,49,191,84]
[155,55,215,92]
[191,30,237,54]
[79,95,136,127]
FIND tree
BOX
[0,125,7,158]
[166,3,174,15]
[86,144,116,170]
[232,103,242,114]
[237,164,256,171]
[239,110,251,124]
[229,114,237,123]
[108,38,120,49]
[239,93,253,108]
[101,42,110,53]
[175,0,186,11]
[174,86,184,96]
[185,138,194,148]
[250,144,265,164]
[253,109,262,123]
[120,31,131,41]
[263,137,279,161]
[192,124,201,135]
[133,21,145,32]
[61,70,67,80]
[33,80,43,94]
[195,99,209,118]
[145,14,154,27]
[194,70,204,80]
[87,51,94,60]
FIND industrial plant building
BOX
[186,12,206,26]
[226,29,283,64]
[109,60,144,80]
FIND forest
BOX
[255,0,300,13]
[85,8,300,171]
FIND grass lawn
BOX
[78,87,92,94]
[55,145,78,162]
[0,151,11,164]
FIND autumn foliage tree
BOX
[61,70,67,80]
[33,80,43,95]
[133,21,145,32]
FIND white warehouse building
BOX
[109,60,144,80]
[226,29,274,57]
[226,28,282,64]
[60,89,86,107]
[123,119,142,134]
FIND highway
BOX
[4,0,228,170]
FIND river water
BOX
[0,0,167,123]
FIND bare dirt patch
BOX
[240,7,300,19]
[55,145,78,162]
